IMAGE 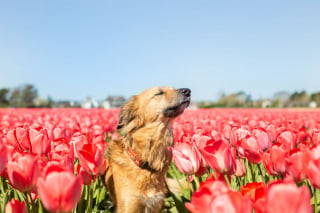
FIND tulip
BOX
[37,170,83,213]
[170,143,201,175]
[276,130,297,150]
[265,180,312,213]
[5,199,27,213]
[186,179,252,213]
[252,128,271,152]
[7,153,39,192]
[241,136,262,164]
[75,138,106,175]
[304,144,320,188]
[286,148,306,183]
[29,127,51,155]
[234,159,246,177]
[241,182,266,213]
[201,140,235,174]
[185,179,230,213]
[262,143,288,176]
[0,142,8,173]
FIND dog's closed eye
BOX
[154,90,165,96]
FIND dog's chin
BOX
[163,99,190,118]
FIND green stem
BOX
[38,199,44,213]
[86,180,93,213]
[248,162,256,182]
[192,175,200,190]
[27,193,36,212]
[314,188,318,213]
[224,174,231,187]
[257,163,265,183]
[23,193,31,213]
[0,177,4,193]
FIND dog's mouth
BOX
[163,98,190,118]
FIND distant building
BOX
[54,101,81,108]
[81,97,99,109]
[101,96,126,109]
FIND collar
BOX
[121,142,157,172]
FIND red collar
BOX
[121,142,157,172]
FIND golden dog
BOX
[104,87,191,213]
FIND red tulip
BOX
[0,143,8,173]
[74,135,106,175]
[241,182,266,213]
[304,144,320,188]
[201,140,235,174]
[5,199,27,213]
[7,153,39,192]
[77,163,92,185]
[210,190,252,213]
[6,126,31,152]
[265,180,312,213]
[37,169,83,213]
[286,148,306,183]
[186,179,252,213]
[170,142,201,175]
[185,179,230,213]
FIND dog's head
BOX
[117,87,191,132]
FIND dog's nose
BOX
[177,88,191,97]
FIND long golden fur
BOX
[104,87,191,213]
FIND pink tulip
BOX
[7,153,39,192]
[265,180,312,213]
[262,143,288,176]
[37,169,83,213]
[241,136,262,164]
[276,130,297,150]
[5,199,27,213]
[29,127,51,155]
[234,159,246,177]
[170,143,201,175]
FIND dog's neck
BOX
[124,121,174,172]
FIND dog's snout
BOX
[177,88,191,97]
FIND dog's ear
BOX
[117,96,143,132]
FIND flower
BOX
[200,140,235,174]
[7,153,39,192]
[262,143,288,176]
[37,169,83,213]
[265,180,312,213]
[74,135,106,175]
[5,199,27,213]
[170,142,201,175]
[186,179,252,213]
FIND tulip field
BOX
[0,108,320,213]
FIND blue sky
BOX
[0,1,319,101]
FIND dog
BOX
[104,87,191,213]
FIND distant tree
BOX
[21,84,38,107]
[9,84,38,107]
[0,88,9,104]
[9,88,22,107]
[310,92,320,107]
[290,91,309,107]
